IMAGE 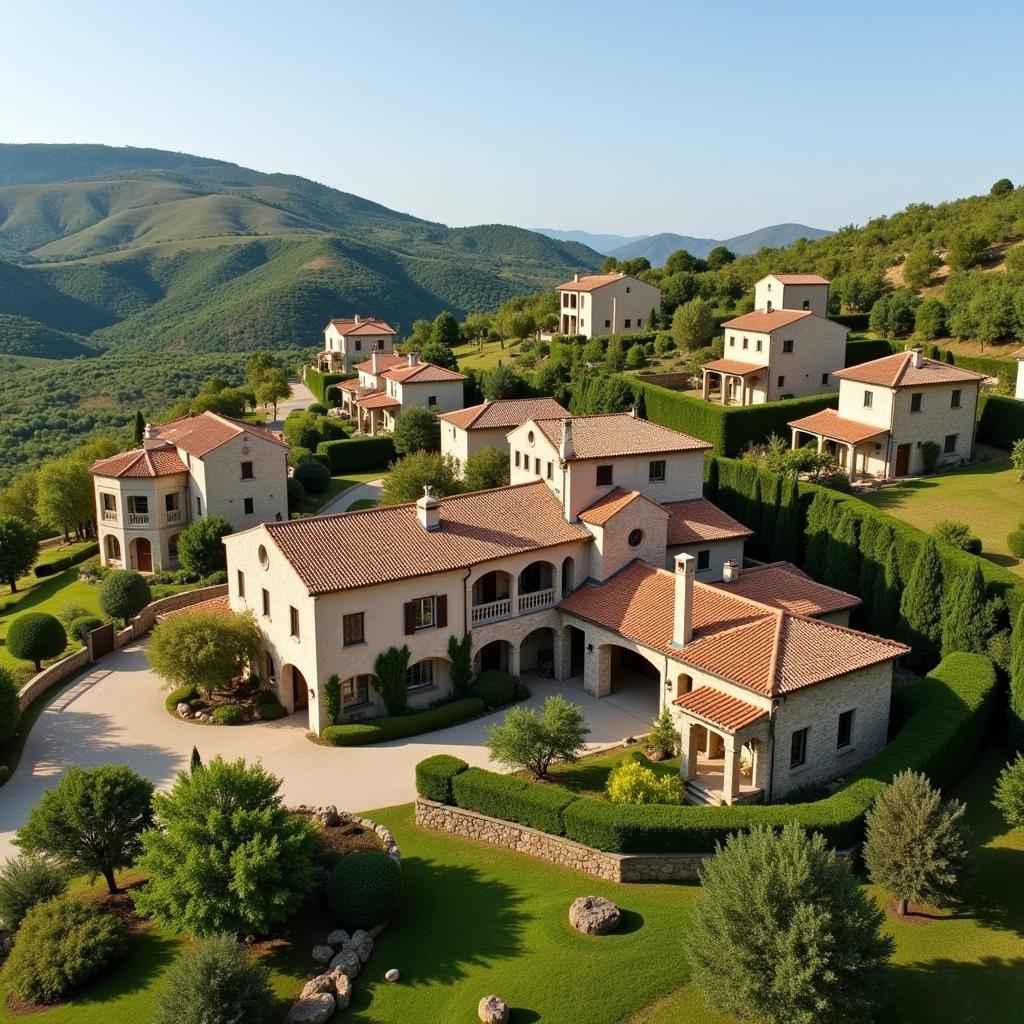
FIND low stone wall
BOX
[17,648,91,712]
[132,584,228,633]
[634,372,692,391]
[416,798,858,882]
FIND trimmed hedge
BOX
[322,697,485,746]
[475,670,519,709]
[306,368,354,406]
[844,338,897,366]
[832,313,871,332]
[165,684,198,712]
[33,543,99,578]
[317,436,396,474]
[326,850,402,931]
[416,654,997,854]
[977,393,1024,450]
[415,754,468,803]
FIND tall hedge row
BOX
[316,437,396,474]
[977,393,1024,449]
[306,368,354,406]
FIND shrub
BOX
[1008,523,1024,558]
[606,760,682,805]
[326,850,402,931]
[293,457,331,494]
[393,406,441,455]
[98,569,152,625]
[372,646,410,715]
[486,694,589,779]
[0,664,20,745]
[317,436,396,474]
[452,767,577,834]
[994,754,1024,829]
[30,542,98,579]
[286,476,306,510]
[6,612,66,671]
[323,674,341,727]
[68,615,104,646]
[212,703,245,725]
[288,445,313,467]
[153,933,273,1024]
[165,683,198,711]
[475,669,518,709]
[177,518,233,577]
[307,402,328,416]
[1012,437,1024,478]
[257,702,287,721]
[4,897,128,1003]
[415,754,468,803]
[322,698,485,746]
[447,634,474,699]
[0,854,68,931]
[934,519,982,554]
[645,707,679,758]
[920,440,942,474]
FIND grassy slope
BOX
[859,458,1023,575]
[453,338,523,373]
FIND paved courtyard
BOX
[0,641,658,860]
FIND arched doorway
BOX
[475,639,512,674]
[285,665,308,712]
[133,537,152,573]
[104,535,121,563]
[519,626,555,677]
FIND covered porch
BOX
[700,358,768,406]
[788,408,888,482]
[316,350,345,372]
[354,393,401,436]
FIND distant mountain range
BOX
[535,223,832,264]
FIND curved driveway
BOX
[0,642,656,860]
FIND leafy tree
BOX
[485,695,589,779]
[803,491,838,580]
[0,516,39,593]
[671,298,716,350]
[463,446,510,492]
[646,706,679,758]
[99,569,152,625]
[605,337,626,371]
[690,823,893,1024]
[1009,604,1024,748]
[899,538,944,668]
[254,368,291,418]
[902,239,939,289]
[16,764,154,893]
[244,351,281,388]
[372,645,410,715]
[483,362,525,400]
[0,664,20,745]
[430,311,461,349]
[379,452,462,506]
[624,343,648,369]
[914,297,947,339]
[946,229,989,270]
[393,406,441,456]
[663,249,702,275]
[706,245,736,270]
[993,754,1024,829]
[6,613,66,671]
[0,471,41,534]
[990,177,1014,196]
[833,270,886,313]
[869,291,917,338]
[293,456,330,493]
[447,634,473,699]
[605,759,681,804]
[408,319,432,349]
[419,338,459,370]
[0,853,68,931]
[35,456,93,541]
[864,770,972,916]
[133,757,318,936]
[177,516,233,576]
[148,609,262,698]
[941,560,989,656]
[154,933,273,1024]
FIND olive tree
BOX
[485,695,589,779]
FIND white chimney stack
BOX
[723,560,741,584]
[371,350,380,373]
[910,347,923,369]
[353,314,361,323]
[672,553,695,647]
[573,272,580,282]
[559,418,574,461]
[416,485,440,532]
[408,352,419,367]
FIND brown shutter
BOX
[435,595,448,629]
[404,601,416,635]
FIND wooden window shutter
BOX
[404,601,416,635]
[435,595,448,628]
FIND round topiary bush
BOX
[0,854,69,931]
[1009,525,1024,558]
[0,664,20,745]
[286,476,306,510]
[212,703,245,726]
[326,850,403,931]
[68,615,104,646]
[475,670,518,710]
[98,569,152,626]
[4,897,127,1003]
[6,612,67,671]
[293,458,330,494]
[257,702,287,721]
[306,403,328,416]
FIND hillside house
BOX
[702,274,849,405]
[788,348,986,479]
[91,412,288,573]
[555,273,661,339]
[317,317,396,374]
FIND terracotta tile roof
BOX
[701,357,769,377]
[559,560,906,696]
[326,318,396,336]
[381,361,467,383]
[673,687,767,733]
[439,397,570,431]
[354,353,406,373]
[531,413,711,461]
[664,498,753,545]
[337,378,363,391]
[556,272,641,292]
[264,480,593,595]
[156,594,232,623]
[721,309,815,332]
[355,393,401,409]
[155,412,288,456]
[788,408,888,445]
[834,352,988,387]
[766,273,831,285]
[91,445,189,479]
[578,488,668,527]
[711,562,860,617]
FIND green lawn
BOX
[513,746,678,798]
[346,498,377,511]
[454,338,522,373]
[293,470,388,518]
[860,458,1024,575]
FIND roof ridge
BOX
[782,609,910,649]
[767,609,786,695]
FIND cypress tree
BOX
[1009,605,1024,748]
[704,456,720,502]
[870,534,902,639]
[824,504,860,594]
[856,517,881,611]
[742,474,762,537]
[942,562,989,657]
[632,385,647,419]
[770,477,802,565]
[899,538,944,670]
[133,410,145,446]
[803,491,838,580]
[757,473,782,561]
[190,747,203,774]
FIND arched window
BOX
[561,556,575,597]
[105,535,121,561]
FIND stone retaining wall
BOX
[17,648,91,712]
[416,798,858,883]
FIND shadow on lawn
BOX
[73,928,179,1008]
[885,956,1024,1024]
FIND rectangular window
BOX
[241,461,254,480]
[342,674,370,706]
[596,465,613,486]
[428,396,437,407]
[944,433,958,454]
[742,337,749,350]
[406,661,434,690]
[863,390,873,408]
[911,392,923,413]
[637,317,643,327]
[102,493,117,512]
[777,375,785,388]
[164,493,178,512]
[534,457,541,474]
[782,339,794,353]
[729,335,735,347]
[790,728,808,768]
[355,339,362,351]
[802,299,810,310]
[244,497,254,515]
[289,606,300,639]
[756,338,763,352]
[821,373,829,385]
[515,451,521,468]
[236,570,245,598]
[128,495,149,514]
[413,597,434,630]
[343,612,365,647]
[837,710,854,749]
[649,459,666,482]
[696,549,711,572]
[261,589,270,619]
[951,389,962,408]
[604,319,610,329]
[547,461,553,480]
[624,318,632,328]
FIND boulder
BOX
[176,702,191,719]
[284,993,336,1024]
[326,929,350,948]
[569,895,621,935]
[385,968,400,983]
[312,944,334,965]
[346,929,373,963]
[319,805,340,828]
[328,948,361,978]
[299,974,334,1000]
[478,995,510,1024]
[333,973,352,1011]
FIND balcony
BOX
[127,512,151,526]
[471,598,512,625]
[102,510,118,524]
[518,588,555,613]
[165,508,183,524]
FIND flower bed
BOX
[164,683,287,725]
[321,697,486,746]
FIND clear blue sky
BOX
[4,0,1022,237]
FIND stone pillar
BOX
[702,371,711,401]
[508,642,521,679]
[751,737,771,792]
[723,735,741,804]
[848,444,857,482]
[790,427,800,450]
[816,434,825,453]
[721,375,729,406]
[552,626,571,681]
[551,561,561,604]
[584,641,611,698]
[510,570,520,618]
[680,721,699,782]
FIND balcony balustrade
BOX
[127,512,150,526]
[102,510,119,523]
[471,598,512,625]
[165,508,183,524]
[518,588,554,613]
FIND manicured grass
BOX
[293,470,387,517]
[346,498,377,511]
[453,338,522,373]
[860,458,1023,575]
[514,746,679,798]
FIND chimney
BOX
[143,423,156,440]
[408,352,419,367]
[673,553,695,647]
[416,485,440,532]
[559,418,574,461]
[722,560,741,584]
[353,314,361,324]
[371,350,380,374]
[910,347,923,369]
[573,272,580,282]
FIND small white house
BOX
[317,317,396,374]
[555,273,661,338]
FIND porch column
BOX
[584,641,611,698]
[848,444,857,482]
[510,571,520,617]
[702,370,711,401]
[721,375,729,406]
[790,427,800,450]
[552,626,571,681]
[816,434,825,453]
[509,642,522,679]
[751,737,771,792]
[307,684,324,737]
[551,561,562,605]
[680,721,700,782]
[722,735,741,805]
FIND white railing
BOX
[518,588,554,613]
[102,510,118,523]
[165,509,183,524]
[471,598,512,625]
[128,512,150,526]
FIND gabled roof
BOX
[673,687,766,733]
[439,397,570,431]
[710,562,861,617]
[559,560,905,697]
[788,408,888,445]
[701,357,769,377]
[325,318,396,336]
[765,273,830,285]
[354,353,407,374]
[91,445,189,479]
[578,488,668,527]
[262,480,592,595]
[355,393,400,409]
[556,272,650,292]
[381,361,467,383]
[155,412,288,456]
[664,498,753,545]
[721,309,815,332]
[529,413,711,461]
[834,352,988,388]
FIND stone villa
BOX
[555,273,661,339]
[316,316,397,374]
